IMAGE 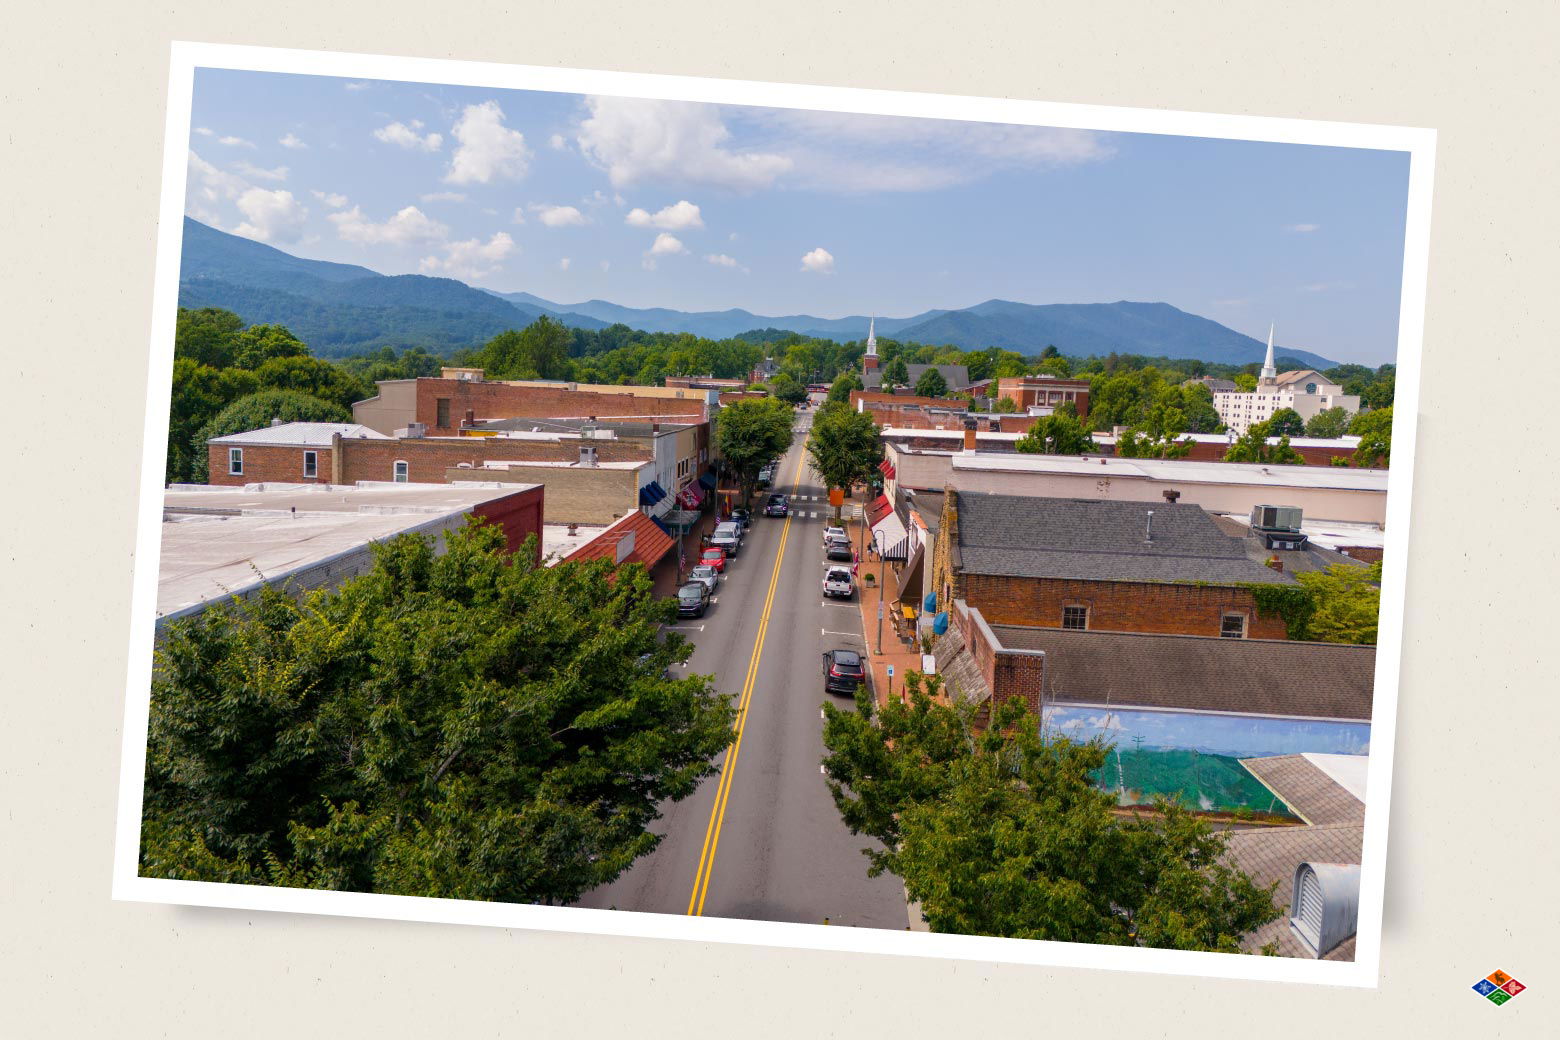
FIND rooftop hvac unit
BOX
[1251,504,1308,550]
[1289,862,1361,959]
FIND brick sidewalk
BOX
[843,514,927,708]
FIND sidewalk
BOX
[844,514,926,708]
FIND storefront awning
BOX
[698,471,717,490]
[867,494,894,528]
[871,508,909,561]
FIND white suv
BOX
[710,521,743,558]
[822,566,855,599]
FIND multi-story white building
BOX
[1213,326,1361,435]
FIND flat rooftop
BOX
[159,482,540,618]
[948,451,1389,491]
[541,522,609,561]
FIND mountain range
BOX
[178,218,1339,368]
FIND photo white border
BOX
[114,40,1434,989]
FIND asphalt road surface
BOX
[574,409,910,929]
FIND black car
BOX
[824,535,853,562]
[676,581,711,618]
[730,507,752,528]
[823,649,866,695]
[764,493,789,517]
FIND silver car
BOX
[688,563,720,594]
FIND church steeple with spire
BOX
[1259,323,1277,385]
[863,315,879,373]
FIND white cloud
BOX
[704,253,748,273]
[728,231,739,241]
[234,188,307,243]
[279,133,307,150]
[800,246,835,273]
[329,204,448,245]
[600,260,611,272]
[530,203,588,227]
[420,232,516,280]
[232,160,289,182]
[576,96,791,190]
[625,199,704,231]
[1285,223,1320,233]
[549,133,567,150]
[419,191,467,203]
[193,126,213,137]
[649,233,686,256]
[374,120,442,152]
[218,135,256,148]
[311,190,348,208]
[582,189,612,207]
[511,207,526,224]
[559,257,571,271]
[185,150,249,225]
[445,101,530,185]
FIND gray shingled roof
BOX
[988,625,1376,720]
[1208,514,1370,577]
[864,363,971,392]
[1224,754,1366,960]
[953,492,1294,585]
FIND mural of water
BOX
[1042,705,1371,760]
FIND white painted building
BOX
[1213,326,1361,435]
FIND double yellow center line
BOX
[686,429,811,916]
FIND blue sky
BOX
[185,68,1411,364]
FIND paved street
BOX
[574,410,911,929]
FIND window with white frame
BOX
[1221,612,1247,638]
[1062,605,1089,630]
[228,447,243,475]
[303,450,318,478]
[393,460,409,483]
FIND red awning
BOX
[867,494,894,528]
[878,459,897,480]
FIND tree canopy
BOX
[1267,407,1306,437]
[914,367,949,398]
[141,521,736,903]
[465,317,573,380]
[768,371,808,405]
[879,356,910,391]
[807,401,883,517]
[189,389,350,481]
[1014,411,1095,456]
[827,369,864,405]
[1294,560,1384,645]
[1349,406,1392,468]
[1304,406,1351,439]
[820,675,1280,949]
[1223,419,1306,466]
[715,396,795,501]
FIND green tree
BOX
[807,402,883,518]
[470,317,573,380]
[1295,561,1383,645]
[879,356,910,391]
[1035,356,1072,378]
[827,369,864,405]
[167,359,259,483]
[820,675,1280,948]
[174,307,245,369]
[914,367,949,398]
[190,389,349,482]
[141,521,736,902]
[1014,412,1095,456]
[1177,383,1222,433]
[253,356,373,412]
[1304,406,1351,439]
[1267,407,1306,437]
[991,396,1019,414]
[769,372,808,405]
[1223,419,1305,466]
[231,324,310,370]
[1361,365,1395,410]
[1117,397,1192,459]
[1233,373,1258,393]
[715,397,795,502]
[1349,406,1392,467]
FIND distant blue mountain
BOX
[180,218,1339,367]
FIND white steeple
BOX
[865,315,877,357]
[1259,323,1277,383]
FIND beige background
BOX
[2,1,1556,1034]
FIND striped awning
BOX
[871,508,909,561]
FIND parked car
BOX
[755,467,773,489]
[822,566,855,599]
[764,493,789,517]
[824,534,854,562]
[822,522,847,546]
[688,564,720,594]
[676,581,711,618]
[699,547,727,573]
[822,648,866,695]
[637,652,671,679]
[710,521,743,558]
[730,507,751,529]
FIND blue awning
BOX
[642,481,667,504]
[923,592,938,613]
[932,611,949,635]
[651,517,673,536]
[698,471,716,490]
[652,481,668,502]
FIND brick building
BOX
[930,491,1306,640]
[994,375,1092,418]
[352,374,708,437]
[206,422,390,487]
[331,428,653,486]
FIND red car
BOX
[700,547,727,573]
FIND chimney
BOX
[1162,489,1181,503]
[1144,509,1155,543]
[1267,556,1285,573]
[652,420,661,433]
[464,409,475,427]
[962,417,978,453]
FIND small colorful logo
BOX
[1472,969,1525,1005]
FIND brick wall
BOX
[957,572,1288,640]
[208,443,331,486]
[413,379,706,434]
[469,484,546,566]
[336,435,649,485]
[455,464,638,525]
[930,489,961,612]
[950,599,1046,725]
[995,378,1092,419]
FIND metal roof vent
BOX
[1289,862,1361,958]
[1144,509,1154,543]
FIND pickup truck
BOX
[709,521,743,558]
[822,566,855,599]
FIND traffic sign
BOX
[887,665,894,677]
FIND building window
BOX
[1062,605,1089,630]
[436,398,451,427]
[1221,613,1247,639]
[393,460,409,483]
[303,450,318,478]
[228,447,243,475]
